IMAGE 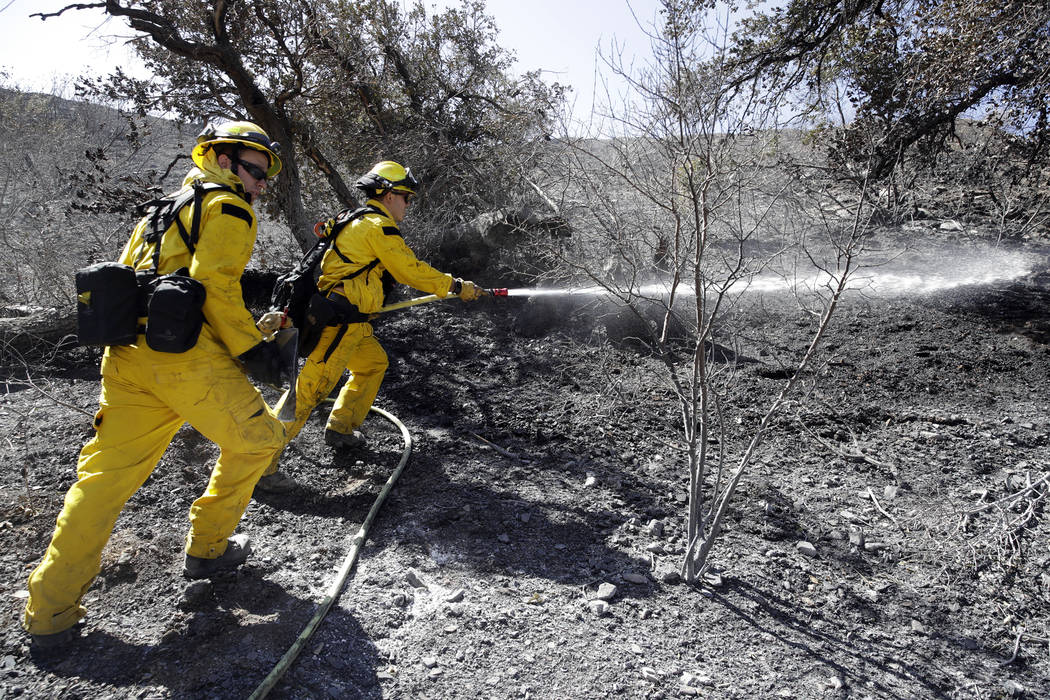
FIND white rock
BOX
[883,484,899,500]
[444,588,465,603]
[796,541,818,557]
[178,580,213,611]
[584,473,597,488]
[641,667,662,682]
[405,569,428,589]
[422,657,438,668]
[1003,680,1025,697]
[587,599,611,616]
[595,582,618,600]
[660,569,681,584]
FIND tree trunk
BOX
[0,308,78,359]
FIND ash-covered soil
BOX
[1,239,1049,699]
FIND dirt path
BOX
[2,249,1049,699]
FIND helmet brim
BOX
[192,138,282,178]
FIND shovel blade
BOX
[274,328,299,422]
[277,387,297,422]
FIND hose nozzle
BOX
[487,288,508,297]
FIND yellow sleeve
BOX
[369,225,454,297]
[188,193,263,356]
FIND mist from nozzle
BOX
[498,245,1041,300]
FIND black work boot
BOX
[324,428,367,450]
[183,534,251,579]
[30,619,85,652]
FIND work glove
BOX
[237,341,285,386]
[450,278,484,301]
[256,310,292,341]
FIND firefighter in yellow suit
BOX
[23,122,288,649]
[256,161,483,493]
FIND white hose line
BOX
[248,405,413,700]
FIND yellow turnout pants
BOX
[23,343,285,635]
[266,322,388,474]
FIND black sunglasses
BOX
[235,158,269,181]
[393,191,414,204]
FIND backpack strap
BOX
[134,182,241,274]
[319,205,387,291]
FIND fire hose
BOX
[248,404,412,700]
[250,288,512,694]
[376,287,508,313]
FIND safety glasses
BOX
[394,191,415,204]
[235,158,269,182]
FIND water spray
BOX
[376,246,1040,314]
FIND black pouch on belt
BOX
[75,262,140,346]
[299,292,336,357]
[299,292,371,356]
[144,268,207,353]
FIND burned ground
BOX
[1,237,1049,699]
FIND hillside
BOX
[2,84,1050,700]
[1,227,1049,697]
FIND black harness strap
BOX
[322,323,349,363]
[130,182,246,332]
[136,181,242,275]
[320,205,387,292]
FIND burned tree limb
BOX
[0,308,78,360]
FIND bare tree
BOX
[538,0,877,583]
[729,0,1050,185]
[41,0,562,253]
[0,77,177,309]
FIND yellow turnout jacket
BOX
[117,152,264,357]
[317,199,454,313]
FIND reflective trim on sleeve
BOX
[221,202,254,226]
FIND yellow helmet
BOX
[355,160,419,197]
[192,121,282,178]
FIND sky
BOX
[0,0,664,125]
